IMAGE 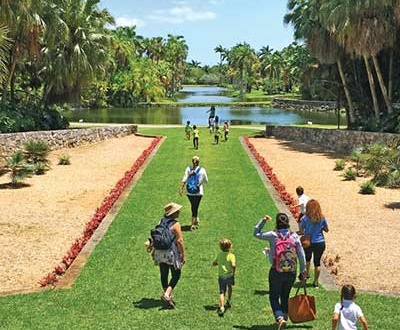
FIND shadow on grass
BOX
[385,202,400,210]
[132,297,171,310]
[203,304,218,311]
[181,225,193,232]
[254,289,269,296]
[0,182,31,189]
[234,324,313,329]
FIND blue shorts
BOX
[218,275,235,294]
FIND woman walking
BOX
[254,213,307,329]
[152,202,186,307]
[179,156,208,231]
[300,199,329,288]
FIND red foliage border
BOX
[39,136,162,287]
[244,137,299,219]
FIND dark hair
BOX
[341,284,356,301]
[296,186,304,195]
[276,213,290,229]
[193,125,197,129]
[187,120,190,124]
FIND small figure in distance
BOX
[212,238,236,317]
[295,186,310,233]
[214,125,222,145]
[332,284,368,330]
[223,121,229,141]
[192,125,199,150]
[184,120,192,140]
[206,105,216,129]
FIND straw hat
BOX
[164,202,183,216]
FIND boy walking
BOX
[212,238,236,317]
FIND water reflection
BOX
[64,86,345,126]
[178,86,232,103]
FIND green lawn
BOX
[0,127,398,329]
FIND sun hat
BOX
[164,202,183,216]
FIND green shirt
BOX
[214,251,236,278]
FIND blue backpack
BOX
[186,166,201,194]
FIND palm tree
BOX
[0,25,10,84]
[320,0,395,118]
[5,151,32,187]
[227,42,258,98]
[164,34,188,96]
[285,0,356,125]
[41,0,114,105]
[0,0,50,102]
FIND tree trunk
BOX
[336,59,355,125]
[363,55,380,119]
[388,50,393,102]
[372,55,392,114]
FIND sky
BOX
[99,0,295,66]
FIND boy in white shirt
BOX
[295,186,310,232]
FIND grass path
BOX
[0,127,398,329]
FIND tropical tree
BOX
[284,0,356,125]
[41,0,114,105]
[164,34,188,96]
[320,0,396,117]
[0,0,50,102]
[226,42,258,98]
[0,25,10,84]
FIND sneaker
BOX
[277,317,287,329]
[217,307,225,317]
[190,225,196,231]
[225,300,231,309]
[313,282,319,288]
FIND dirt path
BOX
[249,137,400,295]
[0,134,155,293]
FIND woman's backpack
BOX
[186,166,201,194]
[150,218,175,250]
[274,231,298,272]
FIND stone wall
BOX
[0,125,137,157]
[265,125,400,153]
[272,98,338,111]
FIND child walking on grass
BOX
[212,238,236,317]
[185,120,192,140]
[332,284,368,330]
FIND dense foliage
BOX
[2,0,400,132]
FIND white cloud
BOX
[115,17,145,27]
[148,5,216,24]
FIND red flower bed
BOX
[39,137,162,287]
[244,137,299,219]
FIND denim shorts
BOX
[218,275,235,294]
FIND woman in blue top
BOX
[300,199,329,288]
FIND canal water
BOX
[65,86,345,126]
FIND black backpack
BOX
[150,218,176,250]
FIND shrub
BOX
[334,159,346,171]
[23,140,50,166]
[33,162,49,175]
[342,167,357,180]
[5,151,33,186]
[58,154,71,165]
[359,180,376,194]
